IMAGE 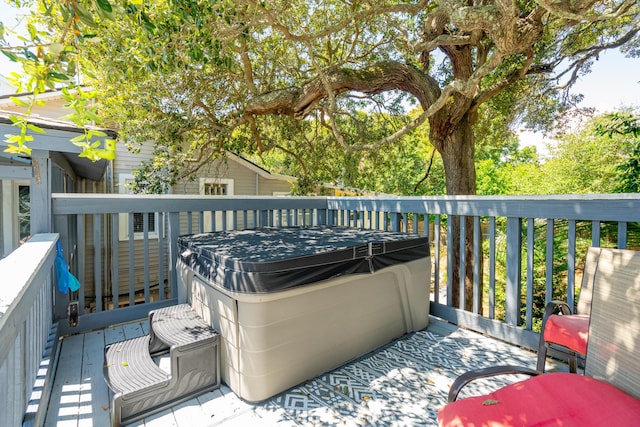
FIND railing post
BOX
[505,217,522,326]
[30,150,52,234]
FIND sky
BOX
[1,0,639,155]
[518,49,640,156]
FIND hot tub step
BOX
[104,306,221,426]
[149,303,217,355]
[104,335,169,395]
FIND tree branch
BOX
[244,60,441,118]
[244,0,430,43]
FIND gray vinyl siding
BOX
[173,156,295,196]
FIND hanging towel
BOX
[55,242,69,294]
[55,242,81,293]
[68,269,81,292]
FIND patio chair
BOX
[438,247,640,427]
[536,246,600,373]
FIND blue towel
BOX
[55,242,81,293]
[55,242,69,294]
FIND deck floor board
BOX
[45,318,558,426]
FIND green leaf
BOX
[4,145,32,155]
[27,124,46,134]
[49,72,70,81]
[95,0,113,13]
[4,134,23,143]
[75,4,97,27]
[70,134,88,143]
[88,129,108,138]
[1,50,18,62]
[7,115,24,124]
[10,96,29,108]
[23,48,38,61]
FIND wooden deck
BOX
[42,318,553,427]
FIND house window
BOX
[199,178,234,232]
[1,181,30,257]
[118,174,159,240]
[18,185,30,242]
[203,182,228,195]
[132,212,155,233]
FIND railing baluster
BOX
[525,218,535,330]
[433,215,441,305]
[505,217,522,326]
[459,215,466,310]
[618,221,627,249]
[545,219,555,306]
[157,212,165,301]
[78,214,86,312]
[143,213,150,303]
[168,212,180,300]
[111,214,119,309]
[128,213,135,308]
[94,214,103,312]
[592,220,600,247]
[567,220,576,307]
[489,217,496,319]
[473,216,482,314]
[446,215,454,307]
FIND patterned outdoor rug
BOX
[206,322,538,426]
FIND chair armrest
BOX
[448,365,540,402]
[543,300,573,317]
[540,300,574,332]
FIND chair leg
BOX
[536,338,548,373]
[568,352,578,373]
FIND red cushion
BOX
[438,372,640,427]
[543,314,589,355]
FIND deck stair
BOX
[104,304,220,427]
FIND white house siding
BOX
[0,94,69,119]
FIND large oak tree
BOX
[2,0,639,308]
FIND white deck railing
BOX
[0,233,59,427]
[5,195,639,424]
[49,194,640,349]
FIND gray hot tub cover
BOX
[178,226,430,294]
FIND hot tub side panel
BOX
[180,257,430,402]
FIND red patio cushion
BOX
[543,313,589,355]
[438,372,640,427]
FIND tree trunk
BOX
[432,114,477,311]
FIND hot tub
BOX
[177,226,431,402]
